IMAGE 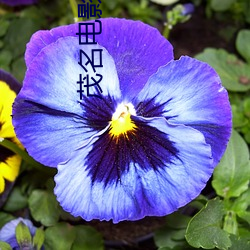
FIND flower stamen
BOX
[110,103,136,137]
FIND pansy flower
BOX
[0,69,22,196]
[0,0,38,6]
[13,18,232,223]
[0,217,36,249]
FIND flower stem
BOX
[69,0,79,23]
[0,138,56,175]
[163,24,171,39]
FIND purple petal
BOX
[182,3,195,16]
[54,117,212,223]
[25,18,173,99]
[0,0,38,6]
[13,36,120,167]
[0,69,21,93]
[134,56,232,167]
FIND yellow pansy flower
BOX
[0,69,22,194]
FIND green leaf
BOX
[231,105,248,128]
[236,30,250,64]
[233,190,250,224]
[210,0,236,11]
[39,0,69,19]
[15,222,32,248]
[3,187,28,212]
[158,247,191,250]
[155,227,186,249]
[244,130,250,144]
[71,225,104,250]
[0,241,12,250]
[231,189,250,213]
[11,57,26,83]
[236,210,250,225]
[155,213,191,248]
[33,228,45,250]
[165,212,191,230]
[238,227,250,240]
[243,2,250,24]
[20,6,47,27]
[4,18,40,59]
[185,198,231,249]
[44,223,75,250]
[28,190,60,226]
[223,211,238,235]
[243,98,250,118]
[196,48,250,92]
[0,40,4,49]
[21,171,52,195]
[0,50,12,68]
[212,130,250,198]
[229,235,250,250]
[0,19,10,37]
[0,212,15,228]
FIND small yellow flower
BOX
[0,70,22,194]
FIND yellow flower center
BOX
[109,103,136,137]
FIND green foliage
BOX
[232,189,250,225]
[0,212,15,228]
[186,198,231,249]
[196,29,250,143]
[14,221,45,249]
[207,0,250,24]
[33,228,45,250]
[71,225,104,250]
[229,235,250,250]
[0,19,10,37]
[28,190,60,227]
[212,130,250,198]
[43,223,104,250]
[163,3,193,38]
[236,29,250,64]
[0,50,12,72]
[15,222,32,249]
[155,212,191,249]
[195,48,250,92]
[3,187,28,212]
[0,0,73,82]
[90,0,162,26]
[210,0,236,12]
[230,93,250,143]
[44,223,76,250]
[0,241,12,250]
[4,18,39,59]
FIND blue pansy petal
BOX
[54,117,212,223]
[13,96,115,167]
[25,18,173,99]
[25,24,77,67]
[135,56,231,167]
[16,36,120,111]
[13,36,120,167]
[0,0,37,6]
[13,101,98,167]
